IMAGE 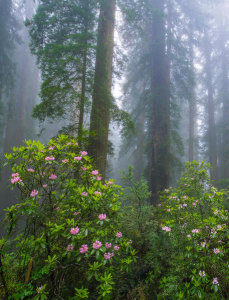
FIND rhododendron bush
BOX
[157,161,229,299]
[0,135,135,299]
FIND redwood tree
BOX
[88,0,116,177]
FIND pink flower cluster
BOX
[45,155,55,161]
[93,240,102,249]
[30,190,38,197]
[116,232,122,238]
[213,278,219,285]
[114,245,120,251]
[162,226,171,232]
[98,214,106,220]
[192,229,200,233]
[74,156,82,161]
[91,170,99,175]
[67,244,74,252]
[11,173,22,184]
[27,168,34,172]
[81,192,88,196]
[199,270,205,277]
[70,227,79,235]
[49,174,57,180]
[94,191,101,196]
[97,176,102,181]
[105,242,112,249]
[80,151,87,156]
[79,244,88,253]
[107,180,113,185]
[48,146,54,150]
[62,159,67,163]
[81,167,87,171]
[104,252,114,260]
[213,248,220,254]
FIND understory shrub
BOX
[157,161,229,299]
[0,135,135,299]
[119,162,229,299]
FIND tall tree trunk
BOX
[220,33,229,179]
[88,0,116,177]
[149,0,170,203]
[188,97,195,161]
[203,32,218,181]
[188,25,196,162]
[78,0,90,142]
[134,113,144,180]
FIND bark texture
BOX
[88,0,116,177]
[149,0,170,203]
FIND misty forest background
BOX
[1,0,229,209]
[0,0,229,298]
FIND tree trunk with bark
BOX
[149,0,170,203]
[88,0,116,177]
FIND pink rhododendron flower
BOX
[67,244,74,251]
[94,191,101,196]
[48,146,54,150]
[211,229,217,234]
[49,174,57,180]
[45,156,55,161]
[217,225,222,229]
[167,209,171,212]
[75,142,78,146]
[81,192,88,196]
[62,159,67,163]
[79,244,88,253]
[129,240,133,244]
[162,226,171,232]
[187,234,191,238]
[218,240,222,243]
[30,190,38,197]
[116,232,122,238]
[74,211,79,216]
[183,203,187,207]
[114,245,120,251]
[104,252,112,260]
[80,151,87,156]
[192,202,196,206]
[91,170,99,175]
[157,203,161,207]
[192,229,200,233]
[213,278,219,285]
[27,168,34,172]
[93,240,102,249]
[43,184,48,188]
[105,242,112,249]
[81,167,87,171]
[11,173,19,177]
[74,156,82,161]
[97,176,102,181]
[70,227,79,235]
[107,180,113,185]
[213,248,220,254]
[199,270,206,277]
[11,176,22,184]
[67,142,72,146]
[98,214,106,220]
[183,196,188,199]
[201,242,206,247]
